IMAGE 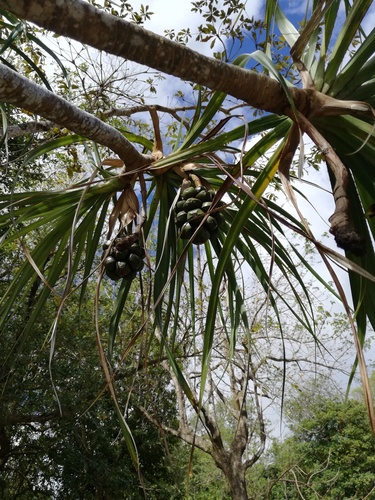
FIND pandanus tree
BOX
[1,0,375,494]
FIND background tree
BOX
[139,257,355,499]
[0,281,186,499]
[259,376,375,499]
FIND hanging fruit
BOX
[102,233,145,281]
[175,182,226,245]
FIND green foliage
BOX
[0,131,45,192]
[187,448,231,500]
[2,1,374,390]
[261,383,375,499]
[0,281,185,499]
[87,0,154,24]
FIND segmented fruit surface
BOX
[174,185,225,245]
[102,234,145,281]
[181,186,197,200]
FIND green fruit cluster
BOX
[175,185,225,245]
[102,235,145,281]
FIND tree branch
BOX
[244,381,266,470]
[2,410,60,426]
[104,103,195,132]
[103,103,195,119]
[0,119,54,138]
[138,404,211,454]
[0,0,309,116]
[0,63,152,170]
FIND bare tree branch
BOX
[138,404,211,454]
[103,104,196,119]
[0,120,54,138]
[104,103,196,132]
[2,410,60,426]
[0,64,152,170]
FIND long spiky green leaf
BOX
[323,0,373,93]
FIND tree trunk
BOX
[214,452,249,500]
[226,463,248,500]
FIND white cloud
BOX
[131,0,263,53]
[126,0,261,107]
[135,0,201,34]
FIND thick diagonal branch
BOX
[2,1,374,127]
[0,0,309,116]
[0,64,151,170]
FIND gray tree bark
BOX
[0,64,151,170]
[1,0,372,151]
[0,0,310,117]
